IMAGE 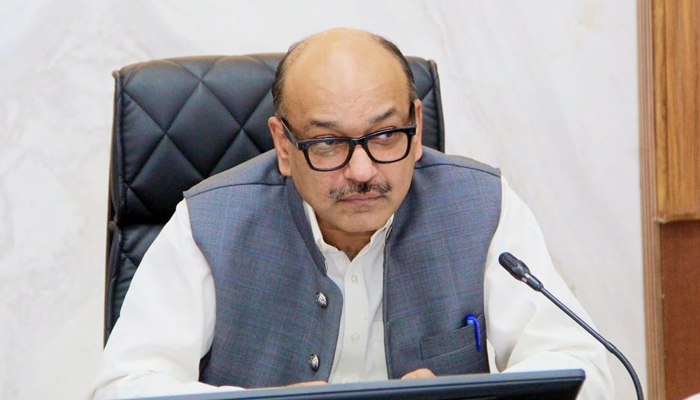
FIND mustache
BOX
[329,181,392,200]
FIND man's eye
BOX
[310,140,345,156]
[316,138,343,148]
[371,131,399,145]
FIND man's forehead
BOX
[305,106,401,131]
[282,35,408,125]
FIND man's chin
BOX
[336,214,392,235]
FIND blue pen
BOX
[465,314,482,352]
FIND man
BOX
[89,28,614,399]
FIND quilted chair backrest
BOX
[105,54,445,342]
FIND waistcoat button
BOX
[308,354,320,371]
[315,292,327,308]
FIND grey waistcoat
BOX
[184,148,502,388]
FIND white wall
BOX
[0,1,642,399]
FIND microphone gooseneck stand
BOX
[498,252,644,400]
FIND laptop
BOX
[134,369,585,400]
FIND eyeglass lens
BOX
[307,130,411,170]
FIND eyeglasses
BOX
[278,117,417,172]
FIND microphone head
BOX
[498,252,543,291]
[498,252,526,277]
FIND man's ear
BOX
[412,99,423,161]
[269,116,292,176]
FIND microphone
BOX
[498,252,644,400]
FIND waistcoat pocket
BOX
[419,313,487,375]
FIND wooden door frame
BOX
[638,0,664,396]
[639,0,700,398]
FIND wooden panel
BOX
[661,220,700,400]
[643,0,700,398]
[654,0,700,222]
[639,0,666,397]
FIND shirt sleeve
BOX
[484,177,615,400]
[88,200,239,399]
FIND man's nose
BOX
[343,145,377,182]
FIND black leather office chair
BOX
[105,54,446,343]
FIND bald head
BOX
[272,29,417,119]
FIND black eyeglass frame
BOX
[278,117,418,172]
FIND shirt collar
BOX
[302,201,394,254]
